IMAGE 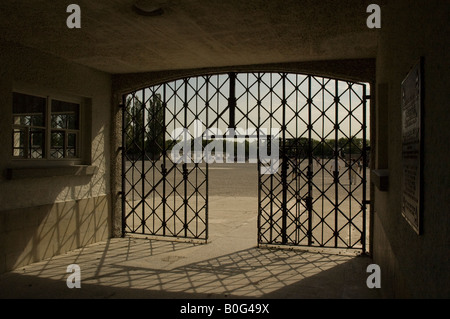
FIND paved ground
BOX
[125,162,370,247]
[0,162,379,299]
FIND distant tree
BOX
[338,136,365,156]
[312,139,334,158]
[145,93,164,160]
[124,93,165,161]
[124,95,144,159]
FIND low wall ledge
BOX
[371,169,389,191]
[4,165,98,180]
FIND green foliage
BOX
[124,97,369,161]
[124,93,164,160]
[145,94,164,160]
[284,136,368,158]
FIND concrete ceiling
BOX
[0,0,379,74]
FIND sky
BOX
[126,72,370,143]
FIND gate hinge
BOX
[364,94,372,100]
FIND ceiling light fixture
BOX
[133,0,164,16]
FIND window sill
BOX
[5,165,98,180]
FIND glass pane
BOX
[13,148,24,157]
[13,92,46,127]
[13,114,45,127]
[13,115,29,126]
[31,115,44,127]
[51,114,66,129]
[12,129,25,157]
[51,100,79,129]
[67,133,77,158]
[51,131,64,159]
[30,129,45,159]
[67,114,78,130]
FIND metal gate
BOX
[252,73,369,253]
[121,79,210,241]
[121,72,369,251]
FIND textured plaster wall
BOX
[0,196,109,273]
[373,0,450,298]
[0,40,112,272]
[0,40,111,209]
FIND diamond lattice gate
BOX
[121,72,369,252]
[252,73,369,253]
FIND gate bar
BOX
[228,72,236,129]
[307,75,313,246]
[141,88,146,234]
[120,98,126,237]
[184,78,188,238]
[257,73,262,245]
[162,84,167,236]
[205,75,210,241]
[362,85,368,253]
[334,80,339,248]
[281,73,287,244]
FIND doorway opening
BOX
[121,72,371,254]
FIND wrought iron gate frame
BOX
[252,73,369,254]
[120,72,369,252]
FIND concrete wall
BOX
[0,40,112,273]
[373,0,450,298]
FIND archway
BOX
[121,72,370,254]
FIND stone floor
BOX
[0,195,380,299]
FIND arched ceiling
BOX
[0,0,379,74]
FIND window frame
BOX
[11,89,84,166]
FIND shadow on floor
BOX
[0,237,380,299]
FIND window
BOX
[50,100,80,159]
[12,92,81,160]
[12,93,46,158]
